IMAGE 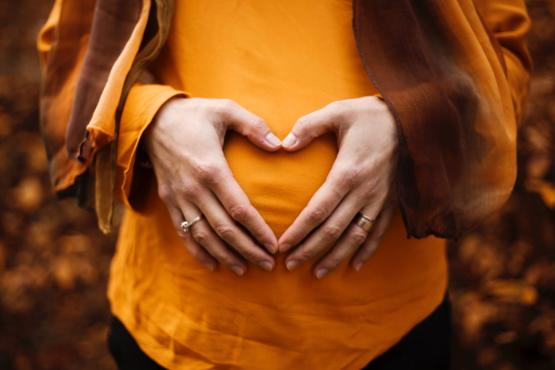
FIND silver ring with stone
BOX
[180,215,204,233]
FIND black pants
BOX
[108,296,451,370]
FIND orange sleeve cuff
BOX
[117,83,187,210]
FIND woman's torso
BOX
[155,0,373,232]
[109,1,448,368]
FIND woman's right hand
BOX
[144,97,281,276]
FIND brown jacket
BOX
[38,0,531,238]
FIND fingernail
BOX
[231,265,245,276]
[315,268,328,279]
[260,260,274,271]
[286,259,299,271]
[282,133,298,148]
[353,262,363,271]
[264,132,281,148]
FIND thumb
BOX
[282,104,337,151]
[223,101,281,151]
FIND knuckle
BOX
[294,117,308,131]
[326,101,345,118]
[350,230,368,245]
[192,161,220,183]
[250,117,266,132]
[229,204,250,222]
[293,118,315,140]
[157,185,172,202]
[296,248,316,262]
[359,186,374,203]
[245,119,267,141]
[307,207,328,224]
[326,183,343,200]
[214,223,235,240]
[338,167,362,188]
[322,224,343,240]
[191,229,209,245]
[178,181,201,199]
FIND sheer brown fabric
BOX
[38,0,530,238]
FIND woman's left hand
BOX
[278,96,398,278]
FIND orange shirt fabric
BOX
[34,0,530,367]
[109,1,448,369]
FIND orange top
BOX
[34,0,530,367]
[109,1,448,369]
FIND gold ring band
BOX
[353,212,375,233]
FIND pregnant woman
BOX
[38,0,530,369]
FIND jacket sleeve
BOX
[474,0,532,122]
[37,0,152,194]
[353,0,532,239]
[37,0,176,232]
[37,0,94,193]
[400,0,531,239]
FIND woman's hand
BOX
[144,97,282,276]
[278,96,398,278]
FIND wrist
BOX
[143,96,184,153]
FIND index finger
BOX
[278,164,352,252]
[206,158,278,253]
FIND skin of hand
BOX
[278,96,399,279]
[143,97,283,276]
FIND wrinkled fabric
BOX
[38,0,148,191]
[37,1,530,369]
[37,0,162,232]
[352,0,531,238]
[38,0,530,239]
[109,2,447,368]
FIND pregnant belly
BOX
[224,131,338,237]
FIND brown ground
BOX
[0,1,553,369]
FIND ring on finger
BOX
[352,212,375,233]
[180,214,204,233]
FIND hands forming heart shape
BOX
[144,95,398,279]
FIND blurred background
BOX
[0,1,554,369]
